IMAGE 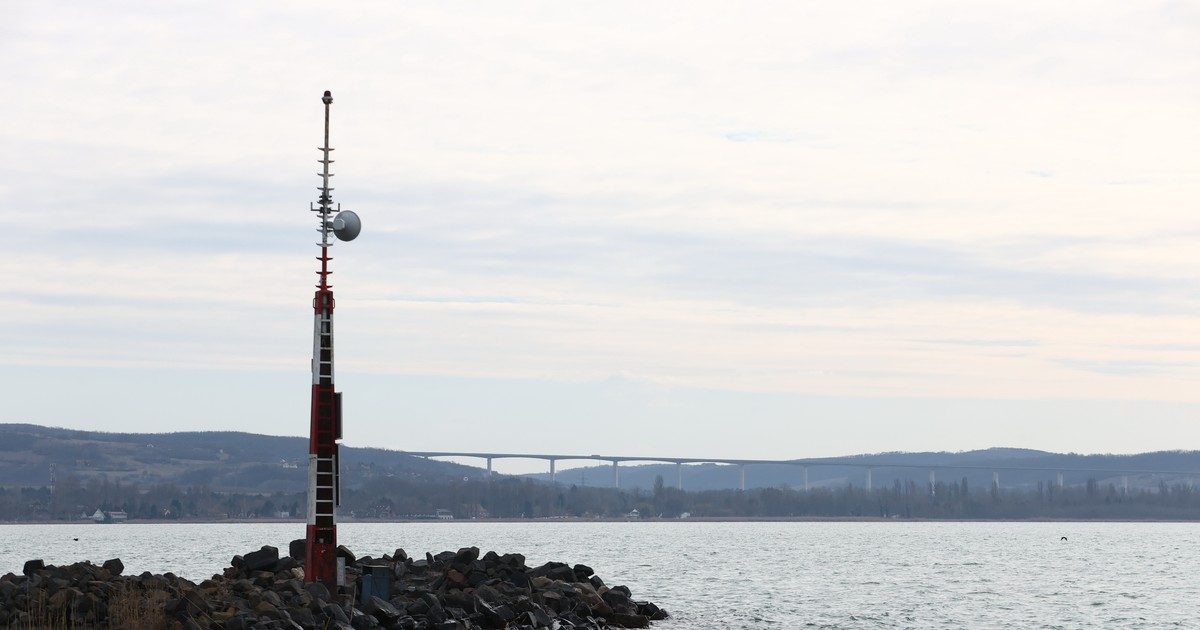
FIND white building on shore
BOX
[91,509,128,523]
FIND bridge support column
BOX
[992,471,999,491]
[929,470,936,496]
[549,459,556,484]
[486,457,493,478]
[739,464,746,491]
[803,466,809,492]
[1123,475,1129,494]
[676,462,683,490]
[866,467,872,492]
[612,461,620,489]
[1056,471,1064,488]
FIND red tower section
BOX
[306,90,343,587]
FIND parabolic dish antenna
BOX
[331,210,361,241]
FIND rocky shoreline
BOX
[1,541,668,629]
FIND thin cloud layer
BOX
[2,2,1199,456]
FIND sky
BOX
[2,2,1199,473]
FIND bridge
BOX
[401,451,1200,492]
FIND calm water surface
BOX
[1,521,1195,628]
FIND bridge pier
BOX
[992,471,999,491]
[1123,475,1129,494]
[803,466,809,492]
[1056,471,1064,488]
[676,462,683,490]
[866,467,872,492]
[929,470,936,496]
[549,459,556,484]
[739,464,746,491]
[486,457,493,478]
[612,461,620,489]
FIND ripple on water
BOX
[1,521,1197,629]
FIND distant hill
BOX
[0,423,486,493]
[529,447,1200,491]
[4,423,1198,495]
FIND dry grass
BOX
[8,582,170,629]
[9,590,70,629]
[108,583,170,629]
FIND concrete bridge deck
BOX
[402,450,1200,492]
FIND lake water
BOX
[1,521,1195,628]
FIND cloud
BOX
[1056,359,1197,377]
[912,338,1040,348]
[2,0,1199,429]
[723,131,798,143]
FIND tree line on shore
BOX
[4,473,1200,521]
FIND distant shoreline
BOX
[3,516,1200,525]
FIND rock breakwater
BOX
[1,541,668,629]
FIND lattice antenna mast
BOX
[305,90,361,589]
[314,91,336,289]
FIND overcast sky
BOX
[3,2,1199,473]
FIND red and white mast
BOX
[305,90,360,587]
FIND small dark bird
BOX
[1061,536,1067,541]
[72,538,79,541]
